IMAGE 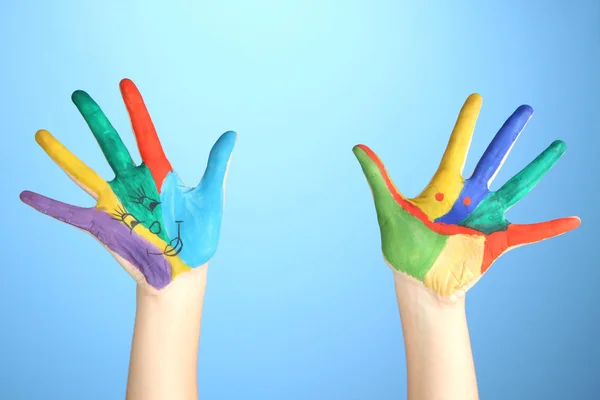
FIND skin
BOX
[353,94,580,399]
[20,79,235,399]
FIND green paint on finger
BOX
[72,90,135,175]
[460,140,566,234]
[71,90,171,244]
[353,146,447,280]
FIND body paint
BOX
[108,164,170,243]
[159,131,236,267]
[436,105,533,225]
[353,95,580,297]
[459,140,567,234]
[22,79,236,291]
[21,191,172,289]
[408,94,482,220]
[72,90,172,244]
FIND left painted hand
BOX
[21,79,236,292]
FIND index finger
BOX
[434,93,482,178]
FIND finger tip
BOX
[19,190,34,204]
[119,78,137,94]
[220,130,238,146]
[517,104,534,117]
[34,129,51,144]
[352,144,368,154]
[352,145,381,171]
[71,89,90,104]
[468,93,483,104]
[551,139,567,153]
[120,77,134,86]
[224,130,238,139]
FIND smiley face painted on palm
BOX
[21,79,237,290]
[72,90,182,258]
[72,83,236,267]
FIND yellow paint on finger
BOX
[438,94,482,175]
[423,233,485,296]
[36,129,191,280]
[36,130,110,199]
[409,173,464,221]
[409,94,482,220]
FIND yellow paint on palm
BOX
[408,94,482,220]
[423,234,485,296]
[35,130,191,278]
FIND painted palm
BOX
[20,79,236,292]
[353,94,580,298]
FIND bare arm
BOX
[394,271,478,400]
[126,265,208,400]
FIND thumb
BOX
[196,130,237,194]
[352,144,405,218]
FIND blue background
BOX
[1,1,598,399]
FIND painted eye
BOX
[149,221,162,235]
[130,220,140,229]
[148,201,160,212]
[130,187,161,212]
[463,197,472,206]
[435,192,444,202]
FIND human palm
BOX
[20,79,236,292]
[353,94,579,298]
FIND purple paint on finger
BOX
[20,191,172,289]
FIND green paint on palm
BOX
[109,165,170,243]
[460,140,566,234]
[72,90,171,244]
[353,147,447,280]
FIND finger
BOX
[471,105,533,186]
[35,129,110,199]
[352,144,406,213]
[20,190,174,289]
[433,93,482,179]
[120,78,172,188]
[20,190,100,231]
[196,131,237,193]
[494,140,566,211]
[72,90,135,175]
[505,217,581,248]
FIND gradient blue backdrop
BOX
[1,1,598,399]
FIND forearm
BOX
[126,265,208,400]
[394,271,478,400]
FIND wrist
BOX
[137,263,208,308]
[392,269,466,321]
[133,263,208,363]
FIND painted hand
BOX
[353,94,580,299]
[20,79,237,292]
